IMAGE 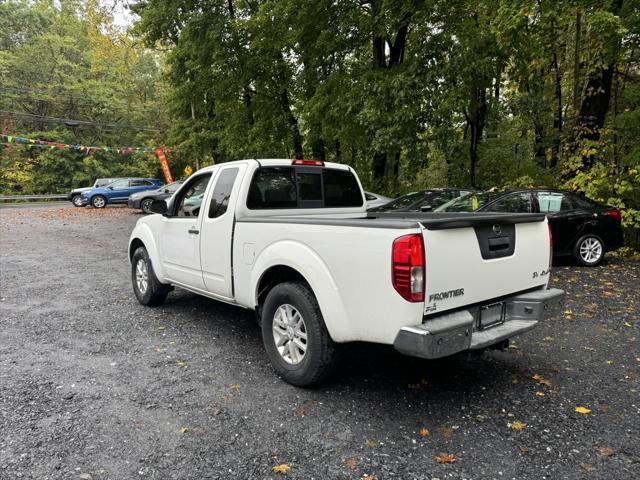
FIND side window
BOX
[537,192,572,212]
[167,182,181,193]
[109,179,129,189]
[173,173,212,217]
[247,167,297,209]
[130,179,151,187]
[209,168,239,218]
[569,194,595,210]
[323,169,363,207]
[487,193,531,213]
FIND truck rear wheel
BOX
[131,246,170,306]
[261,281,339,386]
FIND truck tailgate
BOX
[420,214,550,316]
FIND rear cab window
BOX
[247,166,363,209]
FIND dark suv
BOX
[435,189,624,266]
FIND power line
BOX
[0,110,159,132]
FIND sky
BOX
[103,0,137,29]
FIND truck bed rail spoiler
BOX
[366,212,546,230]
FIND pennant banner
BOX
[0,134,173,155]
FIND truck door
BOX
[158,171,216,290]
[199,164,247,299]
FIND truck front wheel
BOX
[261,281,339,386]
[131,247,170,306]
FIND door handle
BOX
[188,228,199,235]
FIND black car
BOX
[368,188,477,212]
[127,181,183,213]
[435,189,624,266]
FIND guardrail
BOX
[0,194,68,202]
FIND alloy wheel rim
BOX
[272,304,308,365]
[136,259,149,294]
[94,197,105,208]
[142,200,153,212]
[579,237,602,264]
[73,196,83,206]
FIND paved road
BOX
[0,206,638,480]
[0,201,70,209]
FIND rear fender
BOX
[251,240,350,342]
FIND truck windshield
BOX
[434,191,503,212]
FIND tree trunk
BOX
[466,87,487,188]
[280,88,303,159]
[573,11,581,112]
[551,52,563,168]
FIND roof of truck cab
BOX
[193,159,351,175]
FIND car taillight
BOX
[392,234,425,302]
[292,159,324,166]
[604,208,622,222]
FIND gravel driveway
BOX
[1,206,638,480]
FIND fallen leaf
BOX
[575,406,592,414]
[362,475,375,480]
[180,427,188,434]
[543,336,554,342]
[438,426,453,438]
[345,458,358,470]
[419,428,430,437]
[598,447,614,457]
[535,391,545,397]
[518,446,529,454]
[154,346,161,353]
[176,360,186,367]
[227,384,240,391]
[606,360,614,365]
[272,464,290,474]
[624,322,632,327]
[434,452,456,464]
[158,326,165,331]
[508,421,527,430]
[580,463,597,472]
[532,373,552,387]
[364,439,377,449]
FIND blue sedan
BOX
[81,178,163,208]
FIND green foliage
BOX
[0,0,168,193]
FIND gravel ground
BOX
[0,205,638,480]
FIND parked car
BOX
[368,188,478,212]
[81,178,163,208]
[434,189,624,266]
[128,159,563,386]
[364,191,394,208]
[67,178,123,207]
[128,181,183,214]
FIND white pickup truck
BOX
[129,159,564,386]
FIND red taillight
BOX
[292,159,325,166]
[392,234,425,302]
[604,208,622,222]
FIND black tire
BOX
[140,198,155,214]
[131,246,170,306]
[71,194,83,207]
[91,195,107,209]
[573,234,605,267]
[261,281,340,386]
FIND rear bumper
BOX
[393,288,565,359]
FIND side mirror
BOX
[420,204,433,212]
[107,186,114,190]
[149,199,168,215]
[164,188,170,193]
